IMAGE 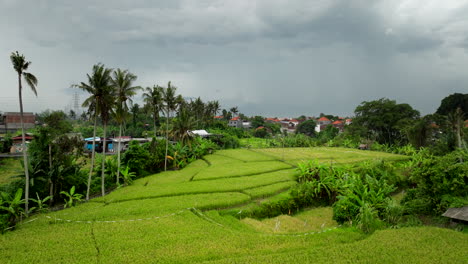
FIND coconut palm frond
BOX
[23,72,38,96]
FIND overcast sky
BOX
[1,0,467,117]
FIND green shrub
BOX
[121,140,151,176]
[383,200,404,227]
[357,203,382,234]
[403,149,468,214]
[333,196,360,223]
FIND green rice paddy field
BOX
[1,148,466,263]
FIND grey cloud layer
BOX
[1,0,467,116]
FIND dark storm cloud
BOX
[1,0,468,116]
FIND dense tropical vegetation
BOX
[1,53,466,262]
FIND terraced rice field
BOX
[1,148,466,263]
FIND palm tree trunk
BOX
[153,112,157,137]
[49,144,54,205]
[86,115,97,201]
[116,123,122,185]
[18,73,29,215]
[101,122,107,196]
[164,109,169,171]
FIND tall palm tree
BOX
[74,63,113,199]
[10,51,38,215]
[230,106,239,117]
[142,85,164,136]
[192,97,205,128]
[172,105,195,147]
[162,82,178,171]
[111,69,141,185]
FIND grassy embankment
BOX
[1,148,466,263]
[0,158,22,185]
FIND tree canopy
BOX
[436,93,468,120]
[351,98,420,145]
[295,119,317,137]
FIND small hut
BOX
[442,206,468,223]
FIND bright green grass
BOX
[242,207,337,233]
[212,149,277,162]
[254,147,410,164]
[94,169,297,202]
[0,158,22,185]
[0,148,464,264]
[193,161,293,180]
[243,181,297,199]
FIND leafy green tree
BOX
[436,93,468,120]
[319,125,339,142]
[32,110,74,204]
[112,69,141,185]
[351,98,420,145]
[251,116,265,129]
[74,63,114,199]
[295,119,317,137]
[253,127,268,138]
[10,51,38,215]
[405,115,436,149]
[448,108,466,149]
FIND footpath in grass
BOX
[1,147,464,264]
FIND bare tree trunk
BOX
[164,110,169,171]
[18,73,29,215]
[153,113,157,137]
[48,144,54,205]
[101,122,107,196]
[86,115,97,201]
[455,121,462,149]
[116,122,122,185]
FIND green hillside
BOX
[1,148,466,263]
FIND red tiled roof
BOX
[332,120,343,125]
[256,126,264,130]
[214,115,223,119]
[317,117,330,121]
[12,136,34,140]
[231,116,240,121]
[346,119,352,122]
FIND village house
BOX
[279,118,300,134]
[331,120,345,132]
[228,116,243,128]
[10,133,35,153]
[0,112,36,133]
[315,116,332,133]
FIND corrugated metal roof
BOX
[442,206,468,221]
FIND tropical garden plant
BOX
[60,186,83,208]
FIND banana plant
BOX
[0,188,26,227]
[30,192,52,213]
[60,186,83,208]
[120,166,136,186]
